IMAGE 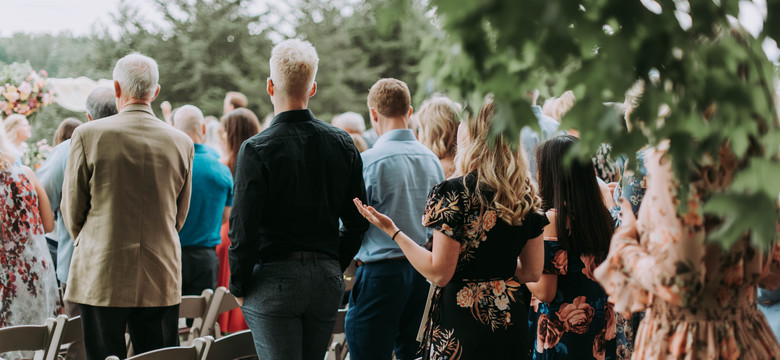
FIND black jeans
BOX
[241,257,344,360]
[79,304,180,360]
[181,246,218,296]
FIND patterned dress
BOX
[529,238,616,359]
[419,174,548,359]
[594,146,780,359]
[1,165,61,359]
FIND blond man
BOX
[228,39,369,360]
[345,79,444,360]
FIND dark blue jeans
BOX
[241,257,344,360]
[345,259,429,360]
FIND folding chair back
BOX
[201,287,240,338]
[107,339,207,360]
[200,330,257,360]
[0,316,61,360]
[45,315,83,360]
[180,289,214,343]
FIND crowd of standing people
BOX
[1,38,780,360]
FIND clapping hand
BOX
[353,198,397,236]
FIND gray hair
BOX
[332,112,366,133]
[86,87,118,120]
[112,53,159,100]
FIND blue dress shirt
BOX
[355,129,444,262]
[36,139,72,283]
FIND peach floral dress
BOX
[594,146,780,359]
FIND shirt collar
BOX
[119,103,156,117]
[272,109,316,124]
[193,143,207,153]
[373,129,417,146]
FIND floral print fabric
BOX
[1,165,61,360]
[529,241,616,359]
[594,146,780,359]
[420,174,548,359]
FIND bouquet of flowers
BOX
[21,138,53,170]
[0,62,55,118]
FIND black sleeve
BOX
[228,142,266,297]
[338,145,370,271]
[422,180,466,243]
[525,212,550,239]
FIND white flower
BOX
[495,294,510,311]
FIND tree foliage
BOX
[422,0,780,248]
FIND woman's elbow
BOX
[43,221,54,233]
[430,273,453,288]
[516,267,542,284]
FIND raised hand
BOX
[353,198,397,236]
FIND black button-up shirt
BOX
[228,109,369,297]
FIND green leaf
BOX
[703,192,779,249]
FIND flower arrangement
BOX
[22,139,53,170]
[0,62,55,118]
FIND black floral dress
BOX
[420,174,548,360]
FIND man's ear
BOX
[309,82,317,98]
[369,108,378,123]
[86,113,93,122]
[150,85,161,102]
[113,80,122,98]
[407,106,413,117]
[201,123,207,136]
[267,78,274,97]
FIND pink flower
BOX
[552,250,568,275]
[456,286,474,308]
[40,70,48,77]
[592,330,606,360]
[604,302,616,340]
[483,210,497,231]
[556,296,594,334]
[536,314,564,353]
[580,254,597,281]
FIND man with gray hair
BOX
[229,39,369,359]
[62,53,194,360]
[173,105,233,298]
[36,86,117,360]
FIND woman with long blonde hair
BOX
[0,125,59,359]
[354,99,547,359]
[417,95,461,178]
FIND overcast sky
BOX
[1,0,143,36]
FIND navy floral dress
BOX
[420,173,548,360]
[529,238,616,359]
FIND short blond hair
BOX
[225,91,248,109]
[4,114,27,140]
[417,95,461,159]
[270,39,319,98]
[367,78,411,118]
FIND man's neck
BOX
[273,98,309,115]
[377,117,408,137]
[117,97,151,112]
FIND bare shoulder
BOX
[543,209,557,239]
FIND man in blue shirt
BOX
[173,105,233,296]
[345,78,445,360]
[36,86,117,360]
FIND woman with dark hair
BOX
[354,99,547,359]
[528,135,616,360]
[219,108,261,175]
[53,117,83,145]
[215,107,260,333]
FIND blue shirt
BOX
[521,105,563,178]
[178,143,233,248]
[355,129,444,262]
[36,139,72,283]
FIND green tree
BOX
[294,0,437,122]
[420,0,780,248]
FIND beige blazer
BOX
[62,104,193,307]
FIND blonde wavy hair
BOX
[0,123,20,170]
[455,99,543,225]
[417,95,461,159]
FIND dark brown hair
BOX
[54,117,83,145]
[221,108,260,175]
[537,135,614,260]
